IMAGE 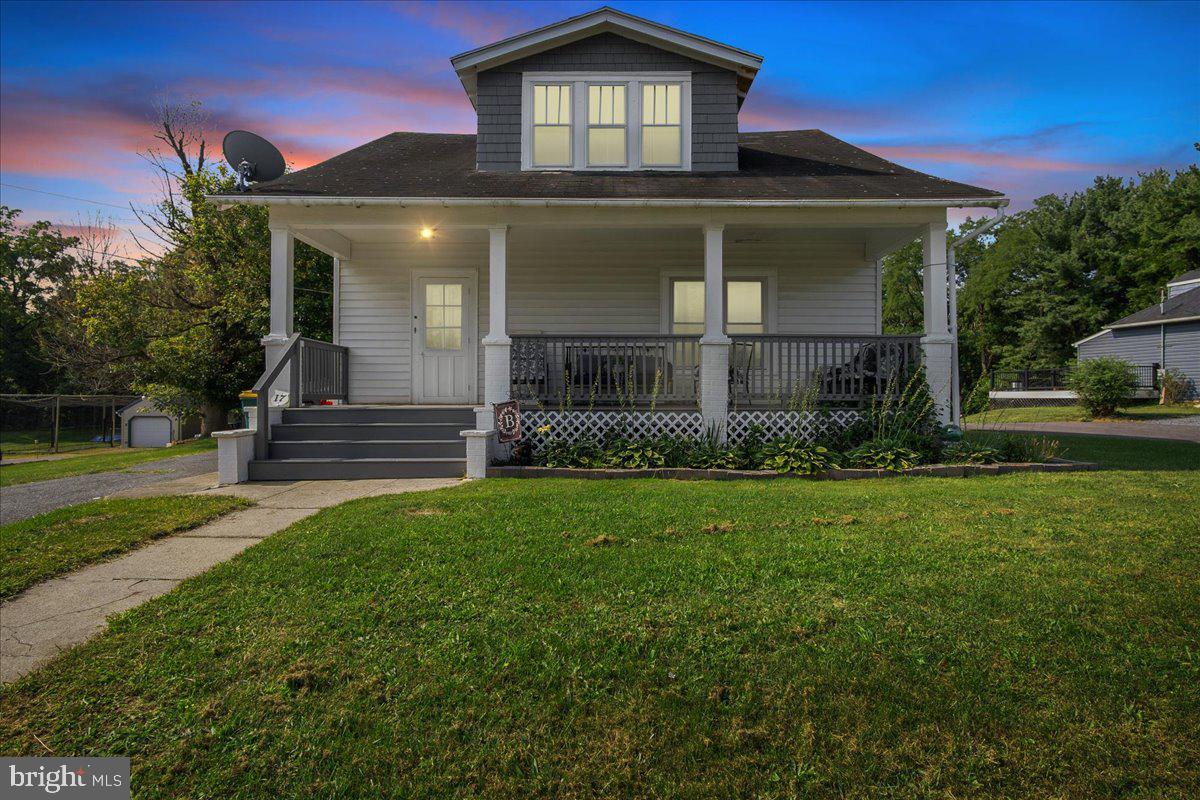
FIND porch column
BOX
[479,224,511,431]
[261,227,295,421]
[699,224,731,435]
[921,217,954,425]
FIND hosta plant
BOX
[846,439,921,472]
[759,437,839,475]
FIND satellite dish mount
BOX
[222,130,286,191]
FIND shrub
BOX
[539,438,603,468]
[942,440,1002,464]
[1160,368,1192,404]
[834,369,943,461]
[1069,358,1136,417]
[995,433,1060,463]
[602,438,667,469]
[759,437,839,475]
[846,439,921,472]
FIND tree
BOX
[48,100,331,433]
[0,207,80,393]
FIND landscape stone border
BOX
[486,458,1098,481]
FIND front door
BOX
[414,275,475,403]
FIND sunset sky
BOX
[1,0,1197,257]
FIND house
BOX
[118,397,199,448]
[1074,268,1200,398]
[212,6,1007,481]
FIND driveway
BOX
[966,419,1200,444]
[0,451,217,524]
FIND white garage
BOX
[117,397,200,448]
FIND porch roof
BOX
[214,130,1005,205]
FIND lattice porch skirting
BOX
[519,409,860,453]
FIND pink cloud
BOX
[871,144,1113,173]
[391,0,544,47]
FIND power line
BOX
[0,182,144,222]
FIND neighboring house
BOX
[213,6,1007,480]
[118,398,199,448]
[1075,268,1200,399]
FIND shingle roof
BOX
[1108,288,1200,328]
[227,130,1004,202]
[1168,268,1200,285]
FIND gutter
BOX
[207,195,1010,210]
[946,205,1007,425]
[1107,315,1200,330]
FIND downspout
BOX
[947,205,1006,425]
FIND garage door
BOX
[129,416,172,448]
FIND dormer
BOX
[451,7,762,172]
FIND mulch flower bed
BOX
[487,458,1097,481]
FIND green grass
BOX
[0,428,116,456]
[2,472,1197,798]
[964,402,1200,424]
[0,438,215,488]
[964,430,1200,471]
[0,495,250,600]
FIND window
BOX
[523,74,690,170]
[641,83,682,166]
[532,84,572,167]
[424,283,463,350]
[670,278,766,335]
[587,84,627,166]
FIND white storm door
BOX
[414,275,475,404]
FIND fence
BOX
[0,394,140,458]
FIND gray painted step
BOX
[269,439,465,460]
[271,423,468,441]
[282,406,475,424]
[248,458,465,481]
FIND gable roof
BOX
[1103,289,1200,330]
[450,6,763,109]
[216,130,1005,205]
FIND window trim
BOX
[659,268,777,335]
[521,72,692,171]
[530,83,574,168]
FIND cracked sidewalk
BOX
[0,477,460,683]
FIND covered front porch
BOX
[251,202,962,471]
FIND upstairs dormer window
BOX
[522,73,691,171]
[532,84,572,167]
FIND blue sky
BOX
[1,0,1196,253]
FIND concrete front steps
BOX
[248,406,473,480]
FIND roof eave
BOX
[207,194,1010,209]
[1106,315,1200,330]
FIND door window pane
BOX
[424,282,464,351]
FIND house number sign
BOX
[494,400,522,443]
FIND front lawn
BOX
[964,402,1200,424]
[1,473,1196,798]
[0,438,215,488]
[0,495,249,600]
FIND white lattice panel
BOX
[521,410,705,453]
[725,409,860,442]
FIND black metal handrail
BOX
[251,335,349,459]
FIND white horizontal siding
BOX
[338,228,881,403]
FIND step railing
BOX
[252,334,350,460]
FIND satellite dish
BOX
[222,130,286,190]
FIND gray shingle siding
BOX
[1164,321,1200,399]
[475,32,740,172]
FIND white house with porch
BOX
[213,6,1006,482]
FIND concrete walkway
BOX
[0,477,460,683]
[966,420,1200,443]
[0,451,218,524]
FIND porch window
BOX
[587,84,627,166]
[532,84,572,167]
[670,278,766,335]
[641,83,682,167]
[424,283,463,350]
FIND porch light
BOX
[419,227,435,240]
